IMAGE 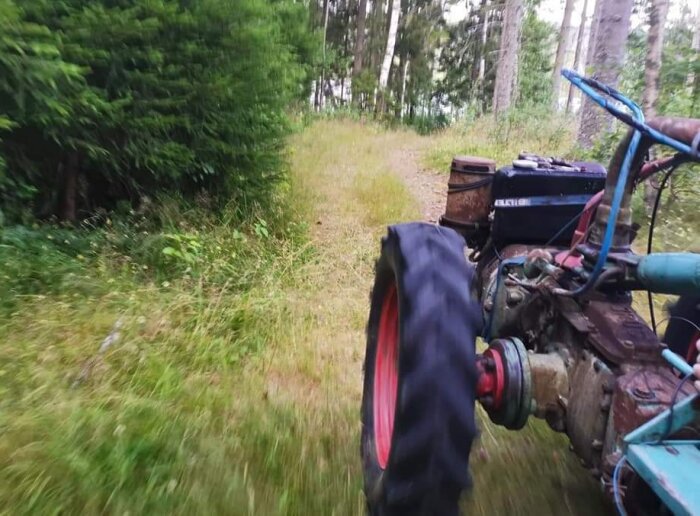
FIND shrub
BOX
[0,0,313,222]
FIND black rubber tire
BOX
[663,295,700,362]
[361,223,481,516]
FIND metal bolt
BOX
[591,439,603,451]
[632,387,654,400]
[506,290,524,306]
[600,399,611,412]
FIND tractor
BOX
[360,70,700,515]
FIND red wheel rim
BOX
[686,331,700,363]
[374,282,399,469]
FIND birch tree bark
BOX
[315,0,331,110]
[470,0,490,111]
[577,0,634,147]
[377,0,401,112]
[642,0,670,213]
[552,0,577,110]
[352,0,368,104]
[566,0,589,112]
[493,0,524,115]
[399,58,410,119]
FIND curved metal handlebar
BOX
[561,69,645,296]
[563,69,699,158]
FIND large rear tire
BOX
[361,223,481,516]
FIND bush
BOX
[0,0,314,222]
[407,113,450,135]
[0,225,104,309]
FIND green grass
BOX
[4,117,697,515]
[424,110,574,171]
[0,119,423,515]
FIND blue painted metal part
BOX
[562,70,645,296]
[637,253,700,295]
[562,69,700,298]
[625,441,700,516]
[662,348,695,377]
[620,350,699,514]
[562,69,700,158]
[494,194,594,207]
[559,68,700,516]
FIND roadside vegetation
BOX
[1,1,697,513]
[1,116,622,514]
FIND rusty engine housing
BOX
[440,153,698,486]
[477,245,697,484]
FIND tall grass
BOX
[425,110,574,170]
[11,115,696,515]
[0,192,315,512]
[0,119,425,515]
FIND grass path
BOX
[247,119,612,515]
[0,119,613,515]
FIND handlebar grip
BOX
[636,253,700,296]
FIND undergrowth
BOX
[0,181,315,512]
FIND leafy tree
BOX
[0,0,85,217]
[0,0,312,222]
[516,7,555,107]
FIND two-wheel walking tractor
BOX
[361,70,700,515]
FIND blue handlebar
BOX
[563,69,699,157]
[562,69,644,296]
[562,69,699,296]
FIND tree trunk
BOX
[399,57,409,119]
[688,6,700,110]
[642,0,670,116]
[642,0,670,214]
[584,0,603,71]
[377,0,400,112]
[60,152,79,223]
[471,0,489,82]
[576,0,634,148]
[492,0,524,115]
[566,0,589,112]
[319,0,330,111]
[352,0,369,104]
[552,0,577,110]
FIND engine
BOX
[441,153,698,490]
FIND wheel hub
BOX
[374,282,399,469]
[476,337,532,430]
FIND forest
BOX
[0,0,698,513]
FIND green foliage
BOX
[621,13,698,118]
[437,4,498,112]
[516,9,554,107]
[407,113,450,135]
[0,0,312,222]
[0,225,103,309]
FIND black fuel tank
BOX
[491,160,607,246]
